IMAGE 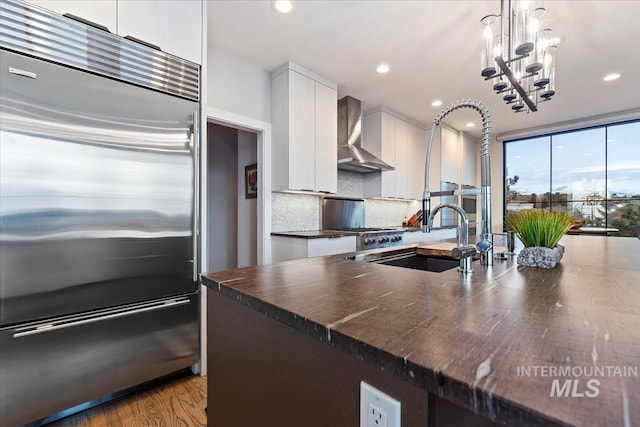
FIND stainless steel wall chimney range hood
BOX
[337,96,394,173]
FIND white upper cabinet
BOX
[408,123,427,200]
[26,0,202,64]
[439,127,479,188]
[271,62,338,193]
[26,1,117,31]
[461,133,478,186]
[314,82,338,193]
[117,0,202,64]
[363,109,425,199]
[440,127,460,184]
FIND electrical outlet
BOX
[368,403,387,426]
[360,382,401,427]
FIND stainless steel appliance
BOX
[337,96,394,173]
[0,2,200,425]
[322,197,403,250]
[440,181,459,228]
[461,184,478,235]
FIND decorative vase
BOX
[517,244,565,268]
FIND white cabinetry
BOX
[27,1,117,31]
[461,133,478,186]
[271,62,338,193]
[362,109,425,199]
[440,127,460,184]
[117,0,202,64]
[26,0,202,64]
[271,236,356,263]
[440,127,479,187]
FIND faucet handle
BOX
[476,239,493,253]
[452,246,476,260]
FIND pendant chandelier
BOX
[481,0,559,113]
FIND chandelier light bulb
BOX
[480,0,557,113]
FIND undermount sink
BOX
[377,254,460,273]
[347,248,471,273]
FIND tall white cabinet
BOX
[26,0,203,64]
[440,127,478,187]
[362,109,426,200]
[271,62,338,193]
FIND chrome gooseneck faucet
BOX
[428,203,476,273]
[422,99,494,266]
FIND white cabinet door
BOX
[117,0,202,64]
[288,70,316,191]
[394,119,409,199]
[307,236,356,257]
[440,127,460,184]
[408,123,427,200]
[272,236,356,262]
[271,65,338,193]
[461,134,478,186]
[314,82,338,193]
[27,0,117,32]
[426,126,441,192]
[380,112,397,197]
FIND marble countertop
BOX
[202,235,640,426]
[270,230,356,239]
[270,226,455,238]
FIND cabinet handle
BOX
[12,298,190,338]
[124,35,162,51]
[63,13,111,33]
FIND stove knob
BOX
[392,235,401,242]
[363,238,376,246]
[379,236,389,244]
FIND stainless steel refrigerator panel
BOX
[0,294,199,427]
[0,50,198,325]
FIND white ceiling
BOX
[207,1,640,139]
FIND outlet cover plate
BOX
[360,381,401,427]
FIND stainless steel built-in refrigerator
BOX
[0,1,200,425]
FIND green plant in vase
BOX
[507,210,574,268]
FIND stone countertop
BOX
[202,236,640,426]
[270,230,355,239]
[271,226,457,238]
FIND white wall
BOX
[208,123,238,271]
[237,130,258,267]
[206,49,271,123]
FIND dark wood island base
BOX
[203,236,640,426]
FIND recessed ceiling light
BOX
[603,73,621,82]
[431,100,443,107]
[375,63,390,74]
[465,122,476,128]
[272,0,293,14]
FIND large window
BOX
[504,120,640,237]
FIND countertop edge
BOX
[202,274,571,427]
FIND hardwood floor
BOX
[47,373,207,427]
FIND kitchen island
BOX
[202,235,639,426]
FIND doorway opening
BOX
[206,123,258,271]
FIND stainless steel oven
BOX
[461,185,478,235]
[322,197,403,250]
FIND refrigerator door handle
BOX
[12,298,190,338]
[191,110,200,283]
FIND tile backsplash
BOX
[272,173,422,231]
[271,192,321,232]
[365,199,420,228]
